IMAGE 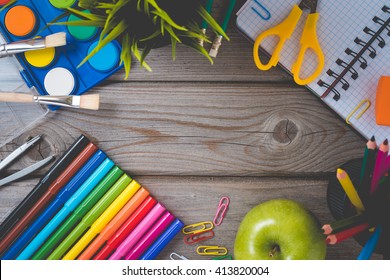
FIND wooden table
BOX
[0,0,380,260]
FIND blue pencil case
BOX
[0,0,123,111]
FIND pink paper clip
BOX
[213,196,230,226]
[183,229,215,245]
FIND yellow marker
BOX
[62,180,141,260]
[336,168,365,212]
[25,47,55,68]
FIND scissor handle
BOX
[253,5,302,71]
[291,13,325,85]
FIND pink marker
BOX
[109,203,166,260]
[125,211,175,260]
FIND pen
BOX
[47,174,133,260]
[1,150,106,259]
[31,166,123,260]
[62,180,141,260]
[109,203,166,260]
[93,196,157,260]
[0,135,89,240]
[78,188,150,259]
[125,211,175,260]
[139,218,184,260]
[0,142,98,255]
[17,158,114,259]
[199,0,214,46]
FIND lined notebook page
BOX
[237,0,390,142]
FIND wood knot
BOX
[272,120,298,144]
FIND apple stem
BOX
[269,245,280,258]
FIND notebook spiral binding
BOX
[318,5,390,101]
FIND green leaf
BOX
[120,34,132,79]
[140,29,162,42]
[0,0,16,12]
[197,5,229,40]
[151,9,187,31]
[164,24,181,43]
[131,40,152,72]
[52,20,105,27]
[183,40,214,65]
[67,7,107,21]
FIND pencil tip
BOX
[370,135,375,141]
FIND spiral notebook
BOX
[236,0,390,142]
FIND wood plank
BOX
[0,83,365,177]
[0,176,380,260]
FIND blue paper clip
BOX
[251,0,271,20]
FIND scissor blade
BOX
[0,156,54,187]
[298,0,318,13]
[0,135,42,172]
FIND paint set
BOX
[0,0,122,102]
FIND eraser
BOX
[375,76,390,126]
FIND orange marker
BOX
[77,188,150,259]
[376,76,390,126]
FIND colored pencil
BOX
[326,223,370,245]
[109,203,166,260]
[357,225,382,260]
[31,166,123,260]
[360,136,376,184]
[47,174,132,260]
[93,196,157,260]
[337,168,365,212]
[1,150,105,259]
[0,135,89,241]
[17,158,114,259]
[322,214,366,235]
[78,187,150,259]
[61,180,141,260]
[139,218,184,260]
[0,142,97,255]
[370,139,389,194]
[125,211,175,260]
[201,0,214,29]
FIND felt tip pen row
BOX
[1,136,183,260]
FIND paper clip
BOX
[213,255,233,260]
[182,221,214,235]
[346,99,371,124]
[170,252,188,260]
[197,246,228,256]
[213,197,230,226]
[183,229,215,245]
[251,0,271,20]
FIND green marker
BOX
[48,174,132,260]
[31,166,123,260]
[199,0,214,47]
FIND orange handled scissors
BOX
[253,0,324,85]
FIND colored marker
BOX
[31,166,123,260]
[140,219,184,260]
[17,158,114,259]
[78,188,150,259]
[125,211,175,260]
[0,135,89,241]
[109,203,166,260]
[47,174,133,260]
[93,196,157,260]
[61,180,141,260]
[2,150,106,259]
[0,142,97,255]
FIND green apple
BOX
[234,199,326,260]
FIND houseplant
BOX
[53,0,228,78]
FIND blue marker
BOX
[139,218,184,260]
[2,150,106,260]
[17,158,114,259]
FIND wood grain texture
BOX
[0,83,365,176]
[0,177,381,260]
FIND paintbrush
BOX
[0,93,100,110]
[0,32,67,58]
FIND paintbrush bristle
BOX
[78,94,100,110]
[45,32,67,48]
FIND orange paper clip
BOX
[197,245,227,256]
[182,221,214,235]
[213,196,230,226]
[183,229,215,245]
